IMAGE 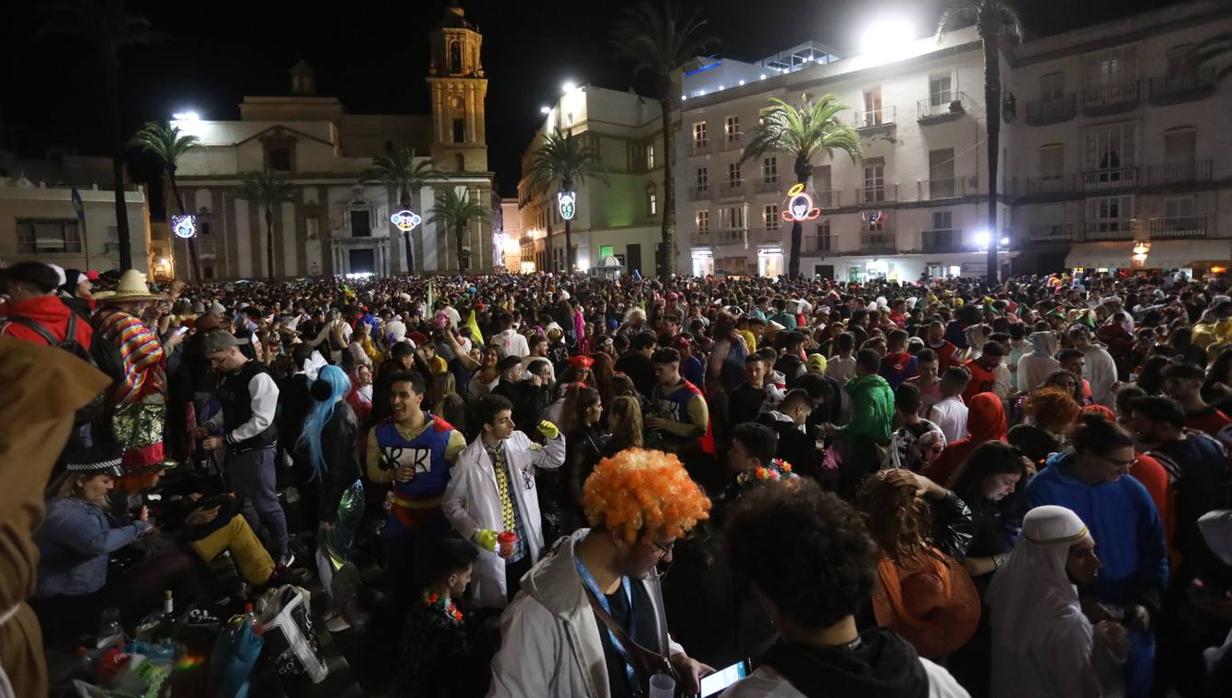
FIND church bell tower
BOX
[427,2,488,174]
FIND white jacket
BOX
[725,660,970,698]
[443,430,565,609]
[487,531,684,698]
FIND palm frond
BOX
[1192,32,1232,82]
[129,121,200,165]
[427,187,489,229]
[936,0,1022,44]
[235,170,297,207]
[740,95,861,170]
[38,0,164,50]
[611,0,716,96]
[524,129,607,198]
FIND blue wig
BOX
[297,364,351,481]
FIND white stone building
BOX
[516,85,665,275]
[674,0,1232,280]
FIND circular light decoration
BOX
[171,214,197,239]
[557,191,576,221]
[780,183,821,222]
[390,209,422,233]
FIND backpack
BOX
[3,312,91,362]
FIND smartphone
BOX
[175,326,190,337]
[699,659,751,697]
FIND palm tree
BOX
[524,128,605,272]
[235,170,296,279]
[364,146,440,274]
[938,0,1024,284]
[131,121,202,280]
[428,187,489,272]
[741,95,861,279]
[1192,33,1232,82]
[40,0,163,271]
[612,1,715,279]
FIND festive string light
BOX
[780,183,821,222]
[171,214,197,239]
[390,209,422,232]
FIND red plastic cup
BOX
[497,531,517,558]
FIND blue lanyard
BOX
[575,554,638,690]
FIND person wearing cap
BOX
[0,261,94,350]
[198,330,291,566]
[29,445,154,644]
[674,335,706,389]
[986,505,1128,698]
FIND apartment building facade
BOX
[517,85,664,276]
[675,0,1232,280]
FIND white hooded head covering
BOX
[986,505,1091,656]
[1198,510,1232,567]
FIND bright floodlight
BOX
[999,236,1010,246]
[172,110,200,121]
[860,18,915,58]
[973,231,991,249]
[561,80,577,93]
[539,105,551,115]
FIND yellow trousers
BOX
[190,514,275,585]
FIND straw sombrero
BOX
[95,269,166,304]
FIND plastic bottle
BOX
[244,602,264,635]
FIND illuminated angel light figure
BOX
[171,214,197,239]
[390,209,422,233]
[781,183,821,222]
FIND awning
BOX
[1066,240,1232,269]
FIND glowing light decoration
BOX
[390,209,422,233]
[780,183,821,222]
[171,214,197,239]
[862,210,885,226]
[1131,241,1150,269]
[557,191,577,221]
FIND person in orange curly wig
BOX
[487,448,715,697]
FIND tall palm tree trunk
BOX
[105,54,132,270]
[167,171,201,281]
[658,94,676,278]
[564,218,573,273]
[265,207,275,279]
[983,21,1001,284]
[455,225,468,272]
[400,186,414,274]
[789,158,810,279]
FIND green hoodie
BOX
[838,373,894,443]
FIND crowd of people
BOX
[2,258,1231,698]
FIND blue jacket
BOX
[33,497,150,597]
[1027,451,1168,607]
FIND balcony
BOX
[1147,160,1213,186]
[1025,94,1077,126]
[689,141,711,157]
[805,238,835,255]
[1084,221,1134,241]
[853,107,897,134]
[1150,215,1208,240]
[723,134,744,152]
[1148,68,1217,105]
[755,226,785,243]
[921,228,963,252]
[687,185,711,202]
[855,184,897,205]
[1082,81,1140,116]
[713,228,747,245]
[1028,223,1075,242]
[754,178,782,194]
[860,231,896,254]
[917,92,969,124]
[1082,167,1138,192]
[718,180,745,198]
[814,190,841,208]
[918,177,967,200]
[1022,175,1080,197]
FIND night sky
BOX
[0,0,1184,201]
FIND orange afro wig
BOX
[582,448,711,545]
[1025,387,1082,432]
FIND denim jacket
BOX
[33,497,150,598]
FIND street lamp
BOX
[973,230,991,249]
[859,17,916,60]
[540,105,551,115]
[171,110,200,121]
[561,80,578,93]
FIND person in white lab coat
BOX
[443,393,565,609]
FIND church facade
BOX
[170,3,493,280]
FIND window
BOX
[1167,44,1196,78]
[695,167,709,190]
[1087,195,1133,230]
[863,87,883,125]
[1040,72,1066,101]
[202,264,215,280]
[763,205,780,231]
[647,187,658,216]
[15,218,81,253]
[1040,144,1065,178]
[1085,123,1136,171]
[757,106,774,127]
[1164,196,1195,218]
[692,121,708,147]
[450,41,463,73]
[932,211,953,230]
[815,220,832,252]
[864,211,885,232]
[350,209,371,238]
[646,144,655,170]
[725,115,740,142]
[813,165,832,206]
[267,147,292,172]
[762,157,778,184]
[200,221,213,236]
[863,158,886,202]
[929,148,955,197]
[723,206,745,229]
[452,119,466,144]
[929,74,953,106]
[727,162,742,186]
[1087,47,1136,86]
[696,210,710,234]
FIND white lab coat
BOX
[443,430,566,609]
